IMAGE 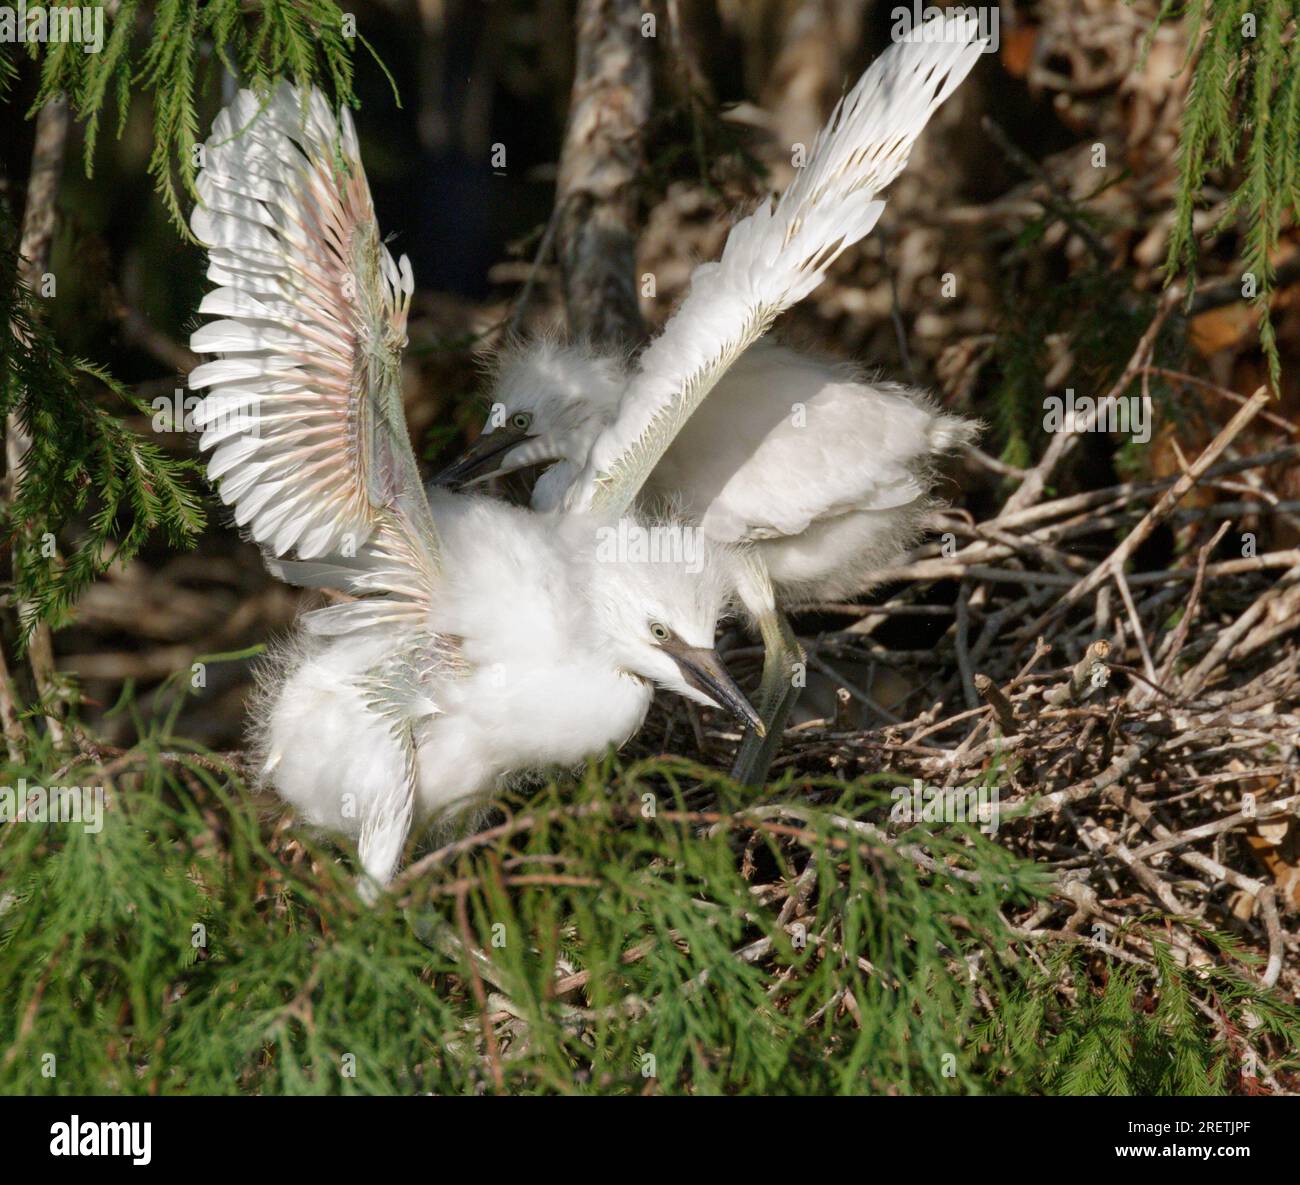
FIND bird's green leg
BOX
[730,607,803,787]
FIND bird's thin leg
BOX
[730,607,804,787]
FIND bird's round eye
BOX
[649,622,670,642]
[511,412,532,431]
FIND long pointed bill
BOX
[433,425,531,488]
[669,646,765,737]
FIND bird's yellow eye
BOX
[511,412,532,431]
[649,622,670,642]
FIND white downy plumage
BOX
[188,86,761,897]
[436,17,985,781]
[188,15,982,894]
[449,336,976,604]
[443,15,984,597]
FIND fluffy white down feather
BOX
[482,338,978,604]
[250,493,739,858]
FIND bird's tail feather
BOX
[928,411,982,453]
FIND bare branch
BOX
[554,0,651,349]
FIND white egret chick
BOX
[437,18,985,783]
[187,85,760,896]
[442,337,975,604]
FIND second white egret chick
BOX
[441,336,974,603]
[437,19,985,784]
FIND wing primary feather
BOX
[189,81,442,645]
[568,14,985,515]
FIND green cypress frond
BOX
[27,0,398,233]
[1160,0,1300,390]
[0,207,205,645]
[3,734,1294,1095]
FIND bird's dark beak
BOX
[433,424,531,488]
[664,643,765,737]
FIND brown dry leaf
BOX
[1230,888,1255,922]
[1001,25,1038,79]
[1188,304,1255,360]
[1245,821,1300,913]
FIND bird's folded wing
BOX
[188,83,441,636]
[564,15,985,517]
[353,644,449,893]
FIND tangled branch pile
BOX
[650,367,1300,1041]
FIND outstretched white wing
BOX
[188,83,441,639]
[564,16,985,516]
[189,85,449,893]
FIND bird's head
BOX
[435,338,625,487]
[582,518,763,735]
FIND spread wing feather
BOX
[565,15,985,516]
[188,83,438,616]
[189,85,451,894]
